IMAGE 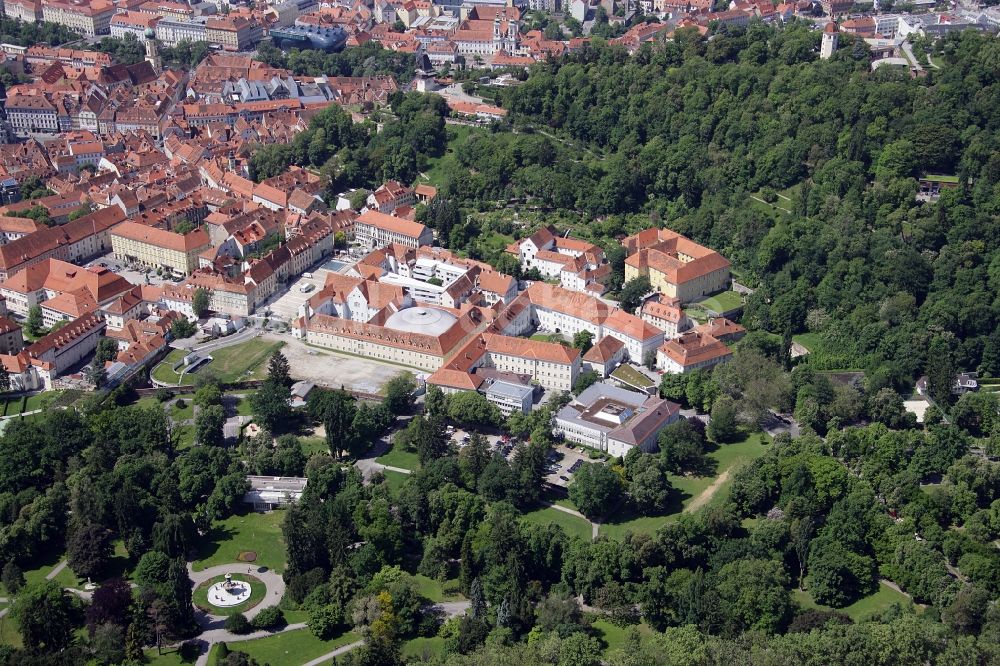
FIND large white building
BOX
[491,283,663,364]
[353,210,433,250]
[555,382,681,458]
[507,226,610,294]
[427,331,582,392]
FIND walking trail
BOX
[684,469,730,513]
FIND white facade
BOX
[155,17,208,46]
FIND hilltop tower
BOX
[820,22,839,60]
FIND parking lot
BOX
[545,444,592,488]
[83,253,180,287]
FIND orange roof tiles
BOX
[112,222,210,253]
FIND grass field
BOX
[691,291,744,315]
[522,505,592,541]
[194,574,265,616]
[792,581,913,621]
[153,339,283,385]
[376,445,421,471]
[194,509,287,574]
[422,124,482,187]
[412,574,464,603]
[600,434,770,539]
[792,332,824,354]
[590,618,655,655]
[234,394,255,416]
[530,332,567,343]
[403,635,446,660]
[381,469,410,496]
[144,647,196,665]
[207,628,360,665]
[300,436,330,457]
[2,392,46,417]
[0,615,21,648]
[170,395,195,421]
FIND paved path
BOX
[46,559,69,581]
[300,640,365,666]
[0,408,42,421]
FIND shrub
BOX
[251,606,286,631]
[217,642,230,659]
[225,613,252,634]
[156,388,173,402]
[175,398,187,410]
[179,641,200,660]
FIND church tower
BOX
[820,22,839,60]
[144,27,163,72]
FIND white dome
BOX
[384,307,457,336]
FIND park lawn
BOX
[152,349,190,384]
[136,395,162,410]
[610,364,655,391]
[590,618,655,655]
[174,425,196,450]
[0,614,22,648]
[194,509,287,574]
[403,636,446,661]
[412,574,464,603]
[153,339,283,385]
[423,124,481,187]
[792,581,913,622]
[144,647,196,665]
[209,628,360,665]
[792,332,824,354]
[376,445,421,471]
[194,574,265,616]
[170,395,196,421]
[209,340,285,383]
[301,436,330,457]
[21,548,66,588]
[692,291,743,314]
[381,469,410,496]
[22,393,44,412]
[600,434,770,539]
[522,506,592,541]
[234,394,255,416]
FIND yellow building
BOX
[623,227,730,303]
[111,222,211,276]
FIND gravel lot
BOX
[267,333,409,394]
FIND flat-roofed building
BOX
[242,476,307,510]
[554,382,681,458]
[484,378,533,415]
